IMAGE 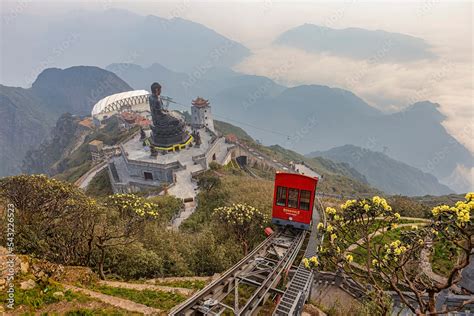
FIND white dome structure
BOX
[91,90,150,122]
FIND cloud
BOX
[442,164,474,194]
[235,45,473,154]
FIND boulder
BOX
[52,291,65,299]
[20,279,36,290]
[20,261,29,274]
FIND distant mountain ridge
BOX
[308,144,454,196]
[1,9,250,87]
[0,66,132,176]
[275,23,435,61]
[105,63,285,106]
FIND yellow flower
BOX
[465,192,474,202]
[372,259,378,266]
[345,254,353,263]
[330,233,337,242]
[394,213,401,220]
[341,199,357,210]
[391,223,398,229]
[326,224,334,232]
[325,207,337,215]
[317,222,324,230]
[390,240,401,248]
[309,256,319,266]
[431,205,450,216]
[411,225,418,230]
[302,258,309,269]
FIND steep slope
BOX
[275,23,435,61]
[308,144,454,196]
[0,66,132,176]
[1,9,250,87]
[22,113,90,175]
[0,88,52,176]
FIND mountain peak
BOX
[404,101,446,121]
[275,23,435,62]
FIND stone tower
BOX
[191,97,214,133]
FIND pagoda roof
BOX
[192,97,210,107]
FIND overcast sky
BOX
[2,0,472,155]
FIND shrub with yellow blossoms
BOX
[302,256,319,269]
[96,194,160,279]
[104,193,159,219]
[313,194,473,315]
[214,203,270,255]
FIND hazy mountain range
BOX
[1,9,249,87]
[308,145,453,196]
[275,23,436,62]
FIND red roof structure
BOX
[192,97,210,108]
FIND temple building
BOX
[91,84,234,196]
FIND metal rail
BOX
[170,162,326,316]
[169,229,305,315]
[273,200,323,316]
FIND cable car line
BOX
[163,97,292,138]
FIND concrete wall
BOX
[191,106,214,132]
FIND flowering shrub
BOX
[313,194,473,315]
[214,203,270,255]
[104,193,159,218]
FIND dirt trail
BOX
[99,280,195,296]
[63,284,162,315]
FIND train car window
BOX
[288,188,299,208]
[299,190,311,210]
[276,186,287,206]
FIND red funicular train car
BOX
[272,172,319,230]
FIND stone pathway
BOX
[75,161,108,189]
[170,200,197,229]
[63,284,161,315]
[99,280,195,296]
[419,239,448,285]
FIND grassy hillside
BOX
[214,123,378,197]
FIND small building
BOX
[225,134,238,144]
[191,97,214,133]
[89,140,104,163]
[78,117,94,130]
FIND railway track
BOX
[169,164,325,316]
[170,201,324,316]
[272,198,324,315]
[169,228,307,315]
